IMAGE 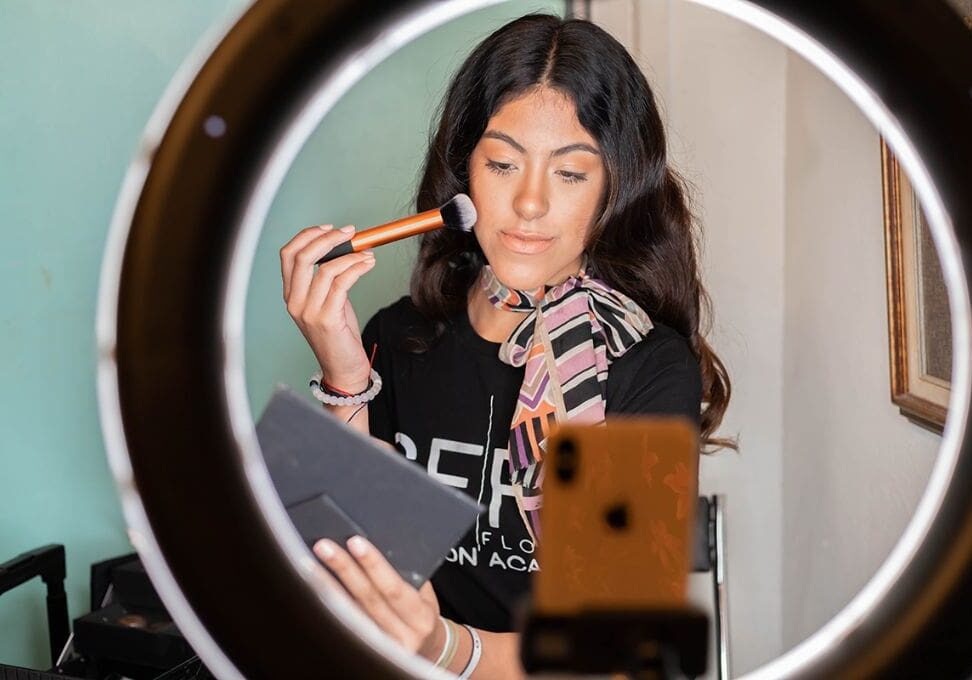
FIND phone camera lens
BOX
[604,503,629,530]
[555,438,578,483]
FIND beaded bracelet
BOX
[309,369,382,406]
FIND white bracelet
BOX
[458,624,482,679]
[433,616,453,668]
[309,369,382,406]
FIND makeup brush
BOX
[316,193,477,264]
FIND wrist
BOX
[420,616,449,663]
[310,368,381,407]
[456,624,481,679]
[321,373,370,395]
[440,620,472,674]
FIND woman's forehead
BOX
[482,90,598,153]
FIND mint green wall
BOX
[0,1,247,668]
[0,0,563,670]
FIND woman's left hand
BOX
[314,536,443,660]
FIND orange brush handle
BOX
[352,207,444,250]
[316,207,444,264]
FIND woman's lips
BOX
[499,231,555,255]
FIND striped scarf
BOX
[481,261,653,542]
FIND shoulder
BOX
[612,321,698,374]
[607,320,702,418]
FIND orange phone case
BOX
[533,417,699,615]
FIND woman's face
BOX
[468,87,607,290]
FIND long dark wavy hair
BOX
[409,13,734,451]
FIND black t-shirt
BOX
[361,295,702,632]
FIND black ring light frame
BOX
[96,1,972,678]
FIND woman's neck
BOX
[467,275,528,343]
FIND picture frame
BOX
[881,141,951,433]
[880,1,968,434]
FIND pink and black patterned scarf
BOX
[480,260,653,541]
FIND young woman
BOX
[279,13,731,679]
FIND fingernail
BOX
[363,251,375,260]
[347,535,368,557]
[340,225,355,233]
[319,224,333,231]
[315,539,337,559]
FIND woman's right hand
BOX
[280,224,377,393]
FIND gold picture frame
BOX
[881,141,951,433]
[880,1,968,433]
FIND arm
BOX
[279,223,385,440]
[322,377,398,449]
[322,386,371,437]
[315,536,527,679]
[325,314,395,443]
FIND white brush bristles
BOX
[440,193,477,232]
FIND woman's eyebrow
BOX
[482,130,600,157]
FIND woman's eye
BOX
[486,160,515,175]
[558,171,587,184]
[485,160,586,185]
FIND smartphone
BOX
[533,416,700,614]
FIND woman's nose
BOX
[513,172,549,222]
